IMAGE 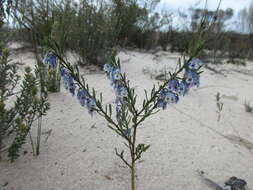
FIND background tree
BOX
[189,6,234,64]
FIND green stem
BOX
[36,116,42,156]
[0,135,2,161]
[29,131,35,156]
[131,161,136,190]
[130,118,138,190]
[130,138,136,190]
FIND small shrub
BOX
[226,58,246,66]
[216,92,223,121]
[0,48,50,162]
[244,101,253,113]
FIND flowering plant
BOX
[45,41,204,189]
[43,6,220,189]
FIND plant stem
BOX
[29,131,35,156]
[131,160,136,190]
[130,139,136,190]
[130,119,138,190]
[0,135,2,161]
[36,116,42,156]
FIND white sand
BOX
[1,47,253,190]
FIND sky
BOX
[159,0,251,12]
[156,0,252,31]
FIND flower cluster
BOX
[61,69,76,96]
[156,58,203,109]
[42,53,96,115]
[58,66,96,115]
[103,63,128,117]
[61,68,96,114]
[43,53,58,69]
[77,88,96,115]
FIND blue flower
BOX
[156,89,179,109]
[87,98,96,115]
[187,58,203,70]
[113,69,121,81]
[108,70,115,81]
[177,81,189,96]
[87,98,96,107]
[68,76,76,96]
[77,89,88,106]
[116,86,127,98]
[185,70,200,87]
[103,64,129,116]
[156,98,168,109]
[111,82,119,91]
[165,91,179,103]
[193,78,200,87]
[60,67,66,77]
[104,64,114,80]
[103,64,112,73]
[63,75,76,95]
[159,89,169,99]
[43,54,57,68]
[116,102,122,114]
[59,69,96,116]
[168,79,179,92]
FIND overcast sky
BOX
[159,0,252,12]
[156,0,252,31]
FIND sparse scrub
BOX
[11,0,253,67]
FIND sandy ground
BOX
[1,46,253,190]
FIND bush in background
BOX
[69,0,118,67]
[9,0,253,67]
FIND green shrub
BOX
[69,0,118,67]
[0,48,50,162]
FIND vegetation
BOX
[45,6,217,189]
[244,101,253,113]
[1,1,50,160]
[10,1,252,68]
[0,0,252,189]
[0,47,50,161]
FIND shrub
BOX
[13,0,55,45]
[244,101,253,113]
[13,0,119,68]
[13,0,73,93]
[0,48,50,162]
[69,0,118,67]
